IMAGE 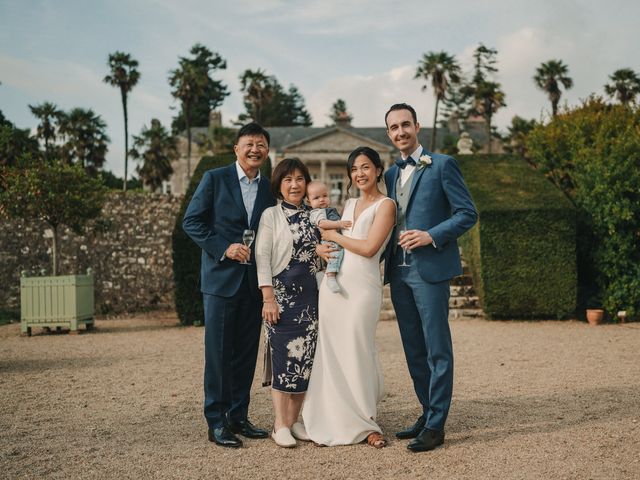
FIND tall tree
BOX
[170,44,229,133]
[329,98,353,124]
[504,116,537,159]
[0,110,40,167]
[238,69,312,126]
[473,81,506,154]
[460,44,506,154]
[28,101,63,161]
[415,51,461,150]
[604,68,640,106]
[534,60,573,116]
[103,52,140,191]
[169,44,228,183]
[129,119,177,192]
[58,108,110,176]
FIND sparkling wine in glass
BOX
[398,229,409,267]
[241,229,255,265]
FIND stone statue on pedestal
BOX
[456,132,473,155]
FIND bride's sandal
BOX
[366,432,387,449]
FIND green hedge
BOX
[458,155,577,318]
[172,155,272,325]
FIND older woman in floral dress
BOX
[255,158,320,448]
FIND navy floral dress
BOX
[266,201,320,393]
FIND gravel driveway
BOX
[1,314,639,479]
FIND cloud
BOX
[307,64,437,127]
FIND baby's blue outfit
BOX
[309,207,344,273]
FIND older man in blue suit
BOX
[383,103,477,452]
[183,123,276,448]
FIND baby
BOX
[306,181,351,293]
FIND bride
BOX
[302,146,396,448]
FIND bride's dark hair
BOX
[345,146,384,193]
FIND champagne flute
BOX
[241,229,255,265]
[398,229,409,267]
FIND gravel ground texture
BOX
[1,313,639,480]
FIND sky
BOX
[1,0,639,177]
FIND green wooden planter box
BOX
[20,269,95,336]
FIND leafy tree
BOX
[238,69,312,126]
[472,80,505,154]
[604,68,640,106]
[0,162,107,275]
[58,108,110,175]
[28,101,63,161]
[0,111,40,167]
[329,98,353,124]
[534,60,573,116]
[503,116,537,159]
[527,97,640,319]
[460,44,506,154]
[100,170,142,190]
[104,51,141,191]
[170,44,229,133]
[415,51,461,150]
[129,119,177,192]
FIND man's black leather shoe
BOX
[208,427,243,448]
[407,428,445,452]
[228,419,269,439]
[395,416,427,439]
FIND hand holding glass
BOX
[398,229,409,267]
[241,230,255,265]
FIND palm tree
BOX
[169,51,216,184]
[473,81,506,154]
[129,119,176,192]
[604,68,640,105]
[103,52,140,191]
[239,69,275,125]
[534,60,573,116]
[415,51,461,150]
[28,101,62,161]
[58,108,110,176]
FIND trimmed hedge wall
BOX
[172,154,272,325]
[458,155,577,319]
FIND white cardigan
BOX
[255,204,294,287]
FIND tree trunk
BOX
[51,225,59,276]
[487,114,493,155]
[431,97,440,151]
[186,103,192,187]
[122,89,129,191]
[552,99,558,116]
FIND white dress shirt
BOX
[399,144,423,187]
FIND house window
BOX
[329,173,344,204]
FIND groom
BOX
[383,103,477,452]
[183,122,276,448]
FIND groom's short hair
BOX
[384,103,418,127]
[235,122,270,145]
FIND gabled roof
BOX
[280,126,393,152]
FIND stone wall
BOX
[0,192,182,315]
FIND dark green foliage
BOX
[0,111,40,167]
[171,153,236,325]
[527,97,640,320]
[458,155,577,318]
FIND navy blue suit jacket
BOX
[182,163,276,298]
[383,150,478,284]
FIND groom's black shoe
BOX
[407,428,445,452]
[228,419,269,439]
[395,416,426,439]
[208,427,243,448]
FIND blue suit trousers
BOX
[389,251,453,431]
[202,271,262,429]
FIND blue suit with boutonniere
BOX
[383,145,477,444]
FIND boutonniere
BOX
[418,154,433,170]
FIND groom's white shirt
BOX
[399,144,422,187]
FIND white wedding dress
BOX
[302,197,393,445]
